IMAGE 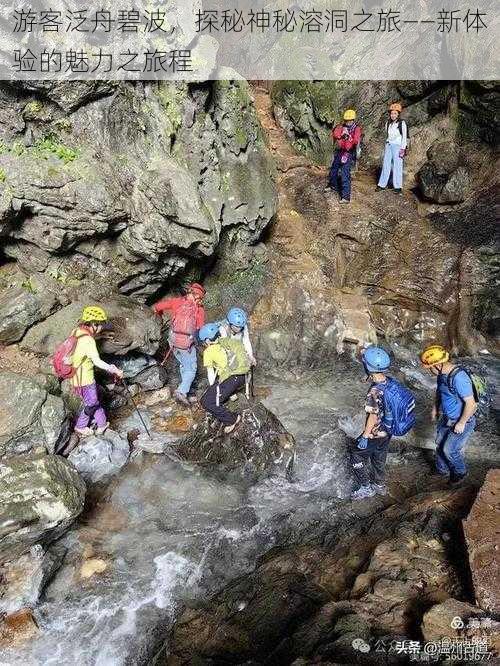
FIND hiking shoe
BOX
[351,485,376,500]
[229,394,238,402]
[339,198,350,204]
[74,427,94,437]
[449,473,467,486]
[371,483,388,496]
[95,422,110,435]
[224,414,241,434]
[394,188,403,196]
[376,185,385,191]
[324,185,333,193]
[174,391,190,407]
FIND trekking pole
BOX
[120,378,151,438]
[250,366,254,398]
[160,345,172,366]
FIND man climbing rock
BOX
[153,283,206,406]
[350,346,415,500]
[377,102,408,195]
[198,322,251,434]
[69,306,124,437]
[326,109,362,203]
[420,345,477,485]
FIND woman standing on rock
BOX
[377,102,408,195]
[70,306,124,437]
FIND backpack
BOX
[52,329,89,380]
[378,377,416,437]
[218,338,250,381]
[446,366,490,420]
[169,299,198,350]
[386,120,410,152]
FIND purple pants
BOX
[74,382,107,429]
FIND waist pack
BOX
[52,330,89,380]
[218,337,250,381]
[447,366,490,420]
[379,377,416,436]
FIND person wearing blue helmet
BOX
[199,322,251,434]
[351,346,393,500]
[349,345,415,501]
[219,307,256,367]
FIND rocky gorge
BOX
[0,79,499,665]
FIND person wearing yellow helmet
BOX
[71,306,124,437]
[420,344,477,484]
[377,102,408,195]
[326,109,362,203]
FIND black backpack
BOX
[386,120,410,151]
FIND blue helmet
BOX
[361,346,391,373]
[198,322,220,342]
[226,307,247,328]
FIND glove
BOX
[357,436,369,450]
[399,148,406,159]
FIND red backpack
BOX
[169,300,198,350]
[52,328,90,379]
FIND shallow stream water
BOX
[2,354,498,666]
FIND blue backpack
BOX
[378,378,416,436]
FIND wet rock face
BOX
[0,454,85,565]
[463,469,500,614]
[0,372,70,457]
[0,81,276,302]
[417,141,471,203]
[67,430,130,484]
[167,487,476,664]
[21,297,161,358]
[176,399,295,482]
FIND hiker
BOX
[71,306,124,437]
[420,345,477,485]
[326,109,362,204]
[219,307,256,366]
[198,322,251,434]
[350,346,416,500]
[376,102,408,195]
[153,283,206,406]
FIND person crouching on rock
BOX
[199,322,251,434]
[219,307,256,401]
[72,306,124,437]
[153,283,206,407]
[326,109,362,204]
[420,345,477,485]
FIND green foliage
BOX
[24,100,44,117]
[10,141,26,156]
[21,276,37,293]
[33,136,79,164]
[0,168,5,183]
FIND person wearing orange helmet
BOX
[377,102,407,195]
[153,283,206,405]
[420,345,477,485]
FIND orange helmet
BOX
[188,283,206,298]
[389,103,403,113]
[420,345,450,367]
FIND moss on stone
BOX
[155,82,188,138]
[0,167,5,183]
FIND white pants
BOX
[378,143,403,189]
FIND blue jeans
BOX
[378,143,403,190]
[173,346,197,395]
[329,151,353,200]
[435,417,476,476]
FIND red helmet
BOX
[188,283,206,297]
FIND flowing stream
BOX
[2,354,498,666]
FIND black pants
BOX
[200,374,246,426]
[349,435,392,487]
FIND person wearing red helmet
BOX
[377,102,408,195]
[153,283,206,406]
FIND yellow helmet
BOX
[343,109,356,121]
[81,306,107,323]
[420,345,450,367]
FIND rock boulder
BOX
[177,398,295,481]
[0,454,85,565]
[67,430,130,483]
[0,372,70,457]
[417,141,471,203]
